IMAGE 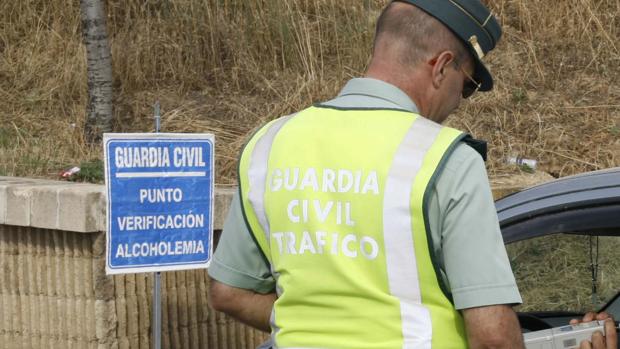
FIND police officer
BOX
[207,1,616,348]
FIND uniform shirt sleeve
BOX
[207,192,276,294]
[432,144,522,310]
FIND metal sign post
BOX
[153,270,161,349]
[153,101,162,349]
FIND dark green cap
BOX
[397,0,502,91]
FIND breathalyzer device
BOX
[523,320,608,349]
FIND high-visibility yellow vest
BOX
[239,106,469,349]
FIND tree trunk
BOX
[80,0,113,143]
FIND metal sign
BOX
[104,133,214,274]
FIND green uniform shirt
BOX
[208,78,522,310]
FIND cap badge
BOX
[469,35,485,59]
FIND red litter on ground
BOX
[60,166,80,178]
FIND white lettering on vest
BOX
[272,232,284,254]
[314,200,333,223]
[271,231,379,260]
[322,168,336,192]
[285,200,354,226]
[302,200,309,222]
[287,200,300,223]
[299,231,316,254]
[271,168,283,191]
[345,202,355,226]
[337,170,353,193]
[284,168,299,190]
[331,233,339,255]
[354,171,361,193]
[341,234,357,258]
[299,168,319,191]
[285,232,297,254]
[362,171,379,195]
[315,231,327,254]
[269,168,380,195]
[360,236,379,260]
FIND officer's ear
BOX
[428,51,455,89]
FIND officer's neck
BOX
[365,60,432,120]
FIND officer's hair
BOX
[373,2,470,68]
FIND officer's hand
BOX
[569,312,617,349]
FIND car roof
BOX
[495,167,620,243]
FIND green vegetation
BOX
[511,88,528,104]
[72,159,105,183]
[519,163,536,174]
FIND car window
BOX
[506,234,620,313]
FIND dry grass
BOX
[0,0,379,182]
[1,0,618,183]
[507,235,620,312]
[451,0,620,178]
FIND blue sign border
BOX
[104,133,214,275]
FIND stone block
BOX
[95,299,118,348]
[0,179,26,224]
[58,184,105,233]
[93,257,115,301]
[92,231,106,257]
[0,185,6,225]
[1,178,103,231]
[5,185,33,226]
[30,185,68,230]
[94,191,107,232]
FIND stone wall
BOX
[0,177,268,349]
[1,226,102,348]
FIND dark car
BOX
[495,167,620,333]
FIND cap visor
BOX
[474,58,493,91]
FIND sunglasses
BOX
[452,59,481,99]
[461,67,481,99]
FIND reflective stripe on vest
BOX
[383,116,441,348]
[243,114,296,343]
[247,114,296,243]
[239,106,468,349]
